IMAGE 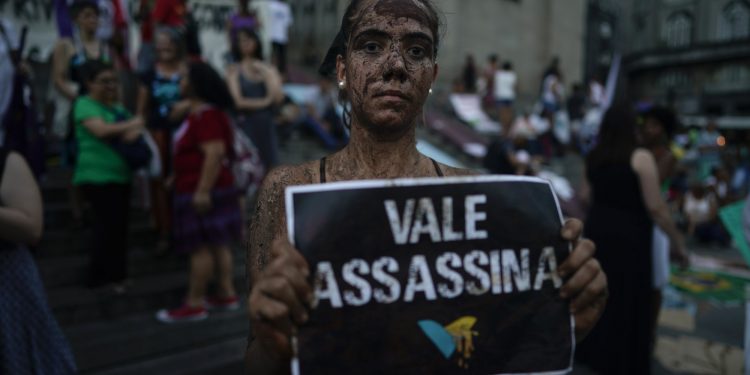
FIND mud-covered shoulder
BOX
[246,161,319,289]
[438,163,481,177]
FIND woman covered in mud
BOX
[246,1,608,373]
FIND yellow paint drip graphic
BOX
[444,316,479,369]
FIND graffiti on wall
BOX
[0,0,54,23]
[191,2,233,31]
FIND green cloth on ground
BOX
[72,96,131,185]
[670,201,750,303]
[670,267,750,302]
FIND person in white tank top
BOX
[493,62,517,105]
[683,182,729,246]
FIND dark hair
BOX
[586,106,638,170]
[318,0,442,78]
[318,0,442,128]
[502,61,512,70]
[70,0,99,17]
[155,26,187,60]
[489,54,498,64]
[81,60,115,84]
[231,27,263,61]
[187,61,235,111]
[643,105,679,138]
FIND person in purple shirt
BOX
[55,0,75,38]
[226,0,259,56]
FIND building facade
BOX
[286,0,587,105]
[621,0,750,126]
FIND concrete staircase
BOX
[36,168,247,374]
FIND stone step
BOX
[36,221,157,258]
[43,201,153,230]
[84,337,246,375]
[63,310,247,374]
[37,248,187,288]
[49,262,246,326]
[38,246,247,288]
[41,185,72,207]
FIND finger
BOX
[559,258,600,300]
[274,259,314,307]
[271,237,310,277]
[265,251,314,306]
[259,276,309,325]
[570,269,607,314]
[558,238,595,278]
[249,291,295,342]
[561,218,583,241]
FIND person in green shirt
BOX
[73,60,144,289]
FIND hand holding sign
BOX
[248,238,312,362]
[557,219,607,341]
[246,177,608,374]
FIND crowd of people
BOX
[454,39,745,375]
[457,47,739,252]
[0,0,747,374]
[0,0,317,328]
[456,54,608,177]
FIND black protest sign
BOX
[285,176,573,375]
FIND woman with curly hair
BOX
[156,61,242,323]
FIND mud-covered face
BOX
[337,1,438,136]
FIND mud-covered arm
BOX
[246,165,316,375]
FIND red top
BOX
[152,0,187,27]
[173,107,235,194]
[113,0,128,31]
[139,0,154,42]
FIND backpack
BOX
[229,119,265,197]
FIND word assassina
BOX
[312,194,564,309]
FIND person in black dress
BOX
[576,107,687,374]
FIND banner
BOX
[719,200,750,268]
[285,176,574,374]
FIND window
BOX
[715,64,750,85]
[718,1,750,40]
[659,71,690,89]
[663,11,693,47]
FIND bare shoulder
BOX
[631,148,657,175]
[54,38,74,55]
[254,161,320,229]
[225,63,239,75]
[631,148,655,165]
[261,161,320,197]
[247,161,320,279]
[1,152,35,197]
[255,61,280,76]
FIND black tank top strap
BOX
[319,156,327,183]
[430,158,444,177]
